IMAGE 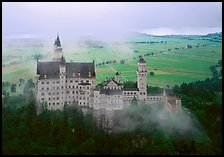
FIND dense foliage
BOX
[2,59,222,154]
[2,76,222,155]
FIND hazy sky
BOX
[2,2,222,39]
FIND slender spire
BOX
[54,33,61,47]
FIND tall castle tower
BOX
[137,58,148,101]
[53,34,63,61]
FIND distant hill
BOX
[137,32,222,43]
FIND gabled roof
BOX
[105,78,122,86]
[115,71,120,75]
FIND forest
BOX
[2,72,222,155]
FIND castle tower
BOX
[59,55,66,109]
[53,33,63,61]
[137,58,147,101]
[115,71,121,83]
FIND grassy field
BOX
[2,34,222,87]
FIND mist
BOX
[3,2,222,41]
[112,102,209,143]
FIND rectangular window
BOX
[47,87,49,90]
[57,81,59,84]
[86,80,89,83]
[57,97,59,100]
[41,98,44,100]
[47,82,49,84]
[49,97,51,100]
[42,82,44,84]
[42,88,44,90]
[70,80,73,83]
[61,86,63,89]
[41,93,44,96]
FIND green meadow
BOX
[2,34,222,87]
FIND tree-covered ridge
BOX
[2,59,222,155]
[2,76,222,155]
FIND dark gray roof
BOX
[54,35,61,47]
[66,62,95,78]
[37,61,95,80]
[123,88,139,91]
[100,88,123,95]
[37,61,60,79]
[105,78,123,86]
[139,57,146,63]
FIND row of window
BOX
[48,102,61,105]
[104,86,121,90]
[79,101,89,105]
[148,97,162,100]
[139,73,147,76]
[123,92,137,95]
[41,90,90,96]
[41,85,90,90]
[41,79,90,85]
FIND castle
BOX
[35,35,181,117]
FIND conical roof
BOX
[139,57,146,63]
[54,34,61,47]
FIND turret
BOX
[59,55,66,74]
[53,33,63,61]
[115,71,121,83]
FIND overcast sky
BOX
[2,2,222,39]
